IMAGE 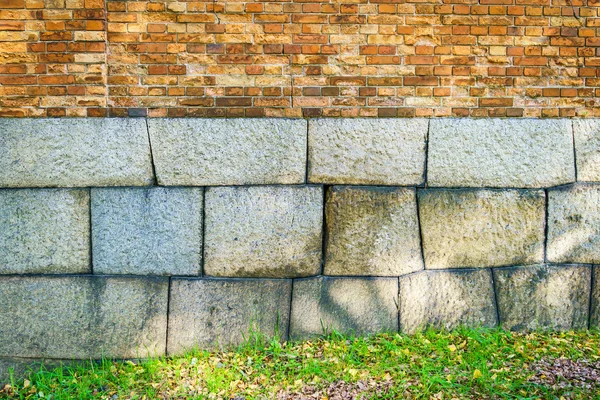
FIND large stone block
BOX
[494,264,591,331]
[92,187,203,276]
[324,186,423,276]
[0,119,153,187]
[289,276,398,339]
[0,276,168,359]
[590,267,600,328]
[0,189,89,274]
[204,186,322,278]
[398,269,497,334]
[148,119,306,186]
[167,278,292,353]
[308,118,427,185]
[428,119,575,188]
[548,184,600,264]
[574,120,600,182]
[418,189,545,269]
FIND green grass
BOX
[3,328,600,399]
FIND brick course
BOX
[1,0,599,117]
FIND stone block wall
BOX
[2,117,600,379]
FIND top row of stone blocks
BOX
[429,119,575,188]
[0,119,154,188]
[1,118,598,188]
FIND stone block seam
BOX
[1,118,600,372]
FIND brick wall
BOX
[1,0,599,117]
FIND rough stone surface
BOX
[574,120,600,182]
[0,276,168,359]
[289,277,398,339]
[428,119,575,188]
[0,189,90,274]
[419,189,545,269]
[308,119,427,185]
[590,267,600,328]
[494,264,591,331]
[167,278,291,353]
[148,119,306,186]
[398,269,497,334]
[324,186,423,276]
[204,186,323,278]
[92,187,203,276]
[547,184,600,264]
[0,119,153,187]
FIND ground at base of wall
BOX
[2,328,600,400]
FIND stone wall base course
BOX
[590,267,600,328]
[0,276,168,360]
[493,264,591,331]
[289,276,399,339]
[398,269,498,335]
[167,278,292,354]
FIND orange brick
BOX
[480,98,513,107]
[0,0,25,8]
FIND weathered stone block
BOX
[0,119,153,187]
[428,119,575,188]
[204,186,322,278]
[494,264,591,331]
[289,276,398,339]
[308,119,427,185]
[92,187,203,276]
[574,120,600,182]
[0,189,89,274]
[324,186,423,276]
[0,276,168,359]
[547,184,600,264]
[590,267,600,328]
[419,189,545,269]
[167,278,291,353]
[398,269,497,334]
[148,119,306,186]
